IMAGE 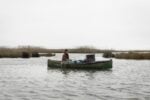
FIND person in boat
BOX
[62,49,69,64]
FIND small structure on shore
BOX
[32,52,40,57]
[22,52,30,58]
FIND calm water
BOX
[0,53,150,100]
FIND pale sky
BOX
[0,0,150,50]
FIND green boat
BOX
[47,59,112,70]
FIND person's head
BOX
[64,49,68,53]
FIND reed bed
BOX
[0,47,21,58]
[0,46,52,58]
[49,46,114,53]
[0,46,114,58]
[115,52,150,60]
[0,46,149,59]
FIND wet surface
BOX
[0,53,150,100]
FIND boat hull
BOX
[48,59,112,70]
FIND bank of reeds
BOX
[0,46,150,59]
[0,47,21,58]
[115,52,150,60]
[0,46,114,58]
[69,46,102,53]
[49,46,114,53]
[103,51,115,58]
[0,46,53,58]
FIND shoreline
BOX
[0,46,150,59]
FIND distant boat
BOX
[47,59,112,70]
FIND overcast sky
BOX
[0,0,150,50]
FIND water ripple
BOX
[0,54,150,100]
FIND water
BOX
[0,53,150,100]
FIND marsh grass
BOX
[103,51,114,58]
[49,46,114,53]
[70,46,102,53]
[0,46,149,59]
[0,46,52,58]
[0,47,21,58]
[115,52,150,60]
[0,46,114,58]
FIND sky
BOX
[0,0,150,50]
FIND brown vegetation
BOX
[0,46,150,59]
[0,46,52,58]
[103,51,115,58]
[115,52,150,60]
[49,46,114,53]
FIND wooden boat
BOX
[47,59,112,70]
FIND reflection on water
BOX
[0,53,150,100]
